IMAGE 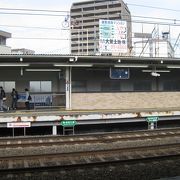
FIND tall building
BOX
[70,0,132,55]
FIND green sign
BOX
[61,120,77,127]
[146,116,159,122]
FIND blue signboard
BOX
[110,68,129,79]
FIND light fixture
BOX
[142,70,170,73]
[69,56,78,62]
[0,63,29,67]
[114,64,148,68]
[117,59,121,63]
[20,57,23,62]
[54,64,93,67]
[26,69,61,72]
[69,58,75,62]
[167,65,180,69]
[20,67,23,76]
[151,72,160,77]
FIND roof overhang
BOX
[0,54,180,69]
[0,30,11,38]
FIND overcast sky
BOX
[0,0,179,54]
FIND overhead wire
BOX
[127,3,180,13]
[0,7,69,13]
[0,3,179,56]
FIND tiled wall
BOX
[72,92,180,110]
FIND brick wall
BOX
[71,92,180,110]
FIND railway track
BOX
[0,127,180,148]
[0,142,180,171]
[0,127,179,172]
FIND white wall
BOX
[0,45,11,54]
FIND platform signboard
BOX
[61,120,77,127]
[146,116,159,122]
[7,122,31,128]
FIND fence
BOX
[4,93,66,110]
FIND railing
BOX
[31,93,66,110]
[3,93,66,110]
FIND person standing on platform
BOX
[0,86,6,111]
[11,88,18,110]
[25,88,31,110]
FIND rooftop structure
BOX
[11,48,35,55]
[0,30,11,54]
[133,29,175,58]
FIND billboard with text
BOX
[99,19,127,53]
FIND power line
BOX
[132,15,180,23]
[0,24,61,30]
[0,7,69,13]
[12,37,69,40]
[2,10,179,23]
[0,12,65,17]
[0,7,179,26]
[127,3,180,13]
[0,17,179,33]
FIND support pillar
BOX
[52,125,57,135]
[150,122,154,130]
[65,66,72,110]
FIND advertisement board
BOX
[99,19,127,53]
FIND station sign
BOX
[7,122,31,128]
[146,116,159,122]
[61,120,77,127]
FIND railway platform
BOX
[0,107,180,135]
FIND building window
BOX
[0,81,15,93]
[133,81,152,91]
[72,81,87,92]
[163,81,180,91]
[30,81,52,92]
[101,81,120,92]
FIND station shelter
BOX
[0,54,180,111]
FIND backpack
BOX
[28,95,32,101]
[2,90,5,98]
[0,90,5,99]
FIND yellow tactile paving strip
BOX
[1,107,180,117]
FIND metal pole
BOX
[78,29,80,55]
[24,127,26,136]
[150,122,154,130]
[13,128,14,137]
[87,29,88,55]
[52,125,57,135]
[69,25,72,54]
[69,66,72,109]
[94,26,96,55]
[65,66,72,110]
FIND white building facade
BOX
[0,30,11,54]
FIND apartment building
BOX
[70,0,132,55]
